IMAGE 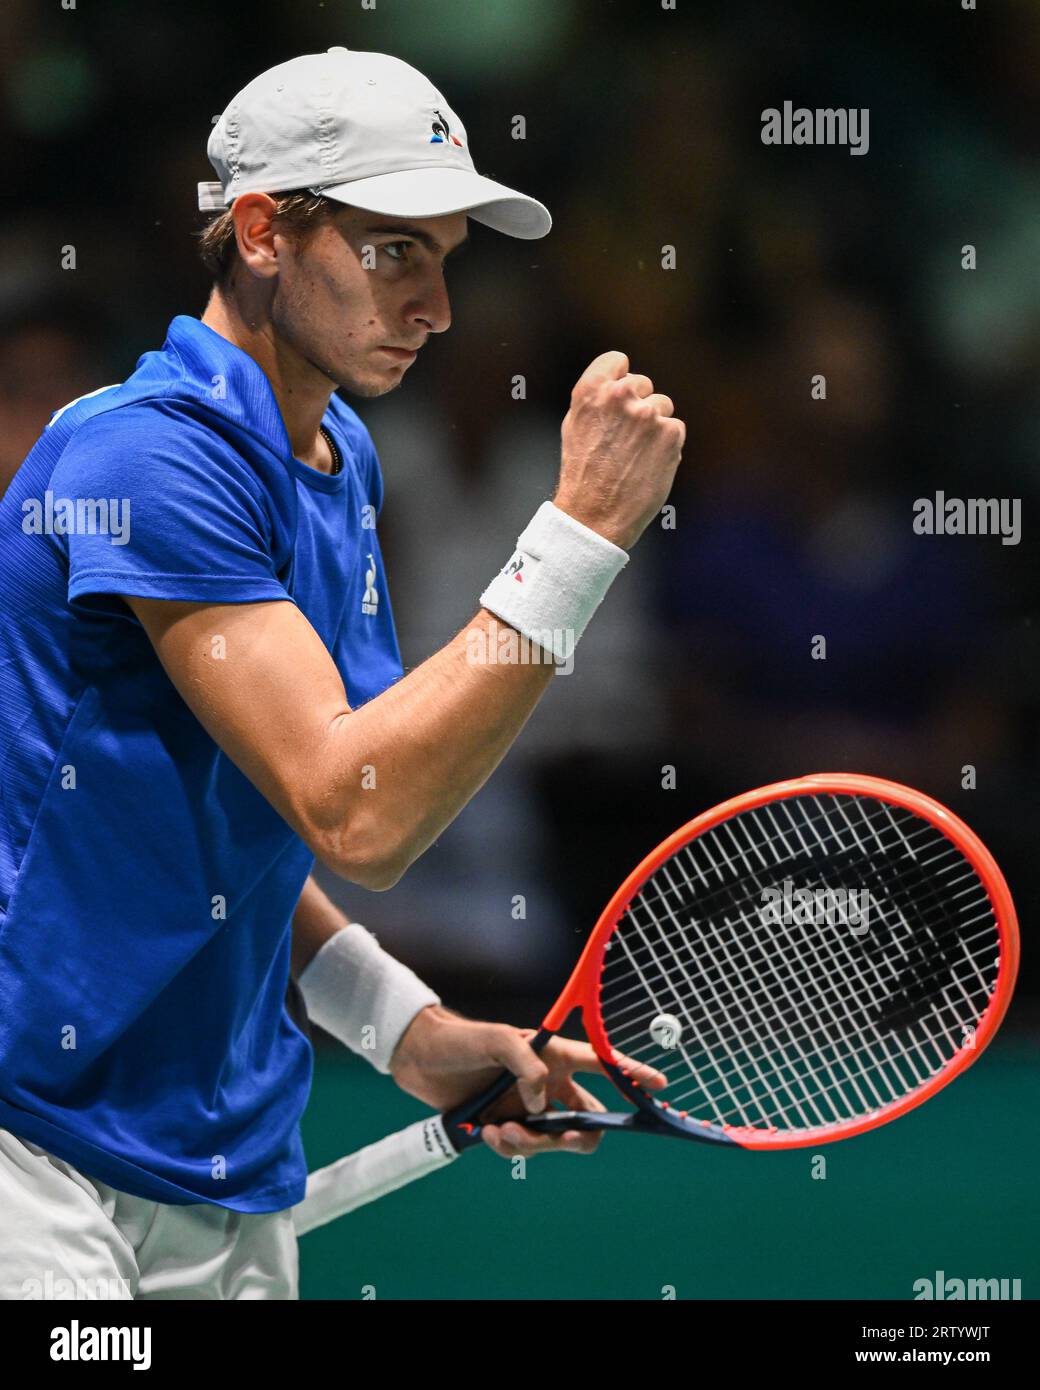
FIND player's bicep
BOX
[123,595,355,855]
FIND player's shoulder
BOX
[50,393,291,509]
[53,389,217,455]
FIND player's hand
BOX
[388,1005,667,1157]
[553,350,686,551]
[476,1030,667,1159]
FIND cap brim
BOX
[313,166,551,240]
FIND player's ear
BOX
[231,193,281,280]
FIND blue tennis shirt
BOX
[0,315,404,1210]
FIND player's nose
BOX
[413,273,452,336]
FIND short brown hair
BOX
[195,191,337,286]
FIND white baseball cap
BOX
[197,46,551,240]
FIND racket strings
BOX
[605,820,991,1060]
[596,793,1001,1134]
[607,899,961,1130]
[602,905,994,1039]
[622,800,994,1026]
[625,806,1001,1128]
[603,914,997,1104]
[609,858,988,1037]
[607,843,994,1057]
[617,876,918,1130]
[629,803,996,1124]
[730,798,996,1041]
[632,804,974,960]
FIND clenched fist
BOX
[553,351,686,551]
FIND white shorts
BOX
[0,1127,299,1300]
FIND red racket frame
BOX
[545,774,1020,1150]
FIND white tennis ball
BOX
[650,1013,683,1049]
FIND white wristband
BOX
[297,924,441,1074]
[479,501,629,663]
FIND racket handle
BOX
[518,1110,642,1134]
[292,1115,457,1235]
[295,1028,561,1231]
[443,1026,555,1151]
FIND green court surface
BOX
[298,1034,1038,1301]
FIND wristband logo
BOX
[503,553,525,582]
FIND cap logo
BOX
[429,108,464,148]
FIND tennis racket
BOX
[293,773,1019,1235]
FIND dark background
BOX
[1,0,1035,1298]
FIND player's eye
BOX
[381,241,414,264]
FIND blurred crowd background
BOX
[1,0,1036,1023]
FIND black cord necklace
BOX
[319,424,342,476]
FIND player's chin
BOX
[336,368,405,399]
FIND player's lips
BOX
[379,345,419,361]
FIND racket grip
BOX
[519,1110,624,1134]
[442,1026,555,1151]
[521,1110,666,1135]
[292,1115,457,1235]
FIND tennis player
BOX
[0,48,684,1299]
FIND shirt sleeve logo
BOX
[361,553,380,616]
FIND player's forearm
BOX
[315,607,554,889]
[124,502,632,894]
[290,874,353,978]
